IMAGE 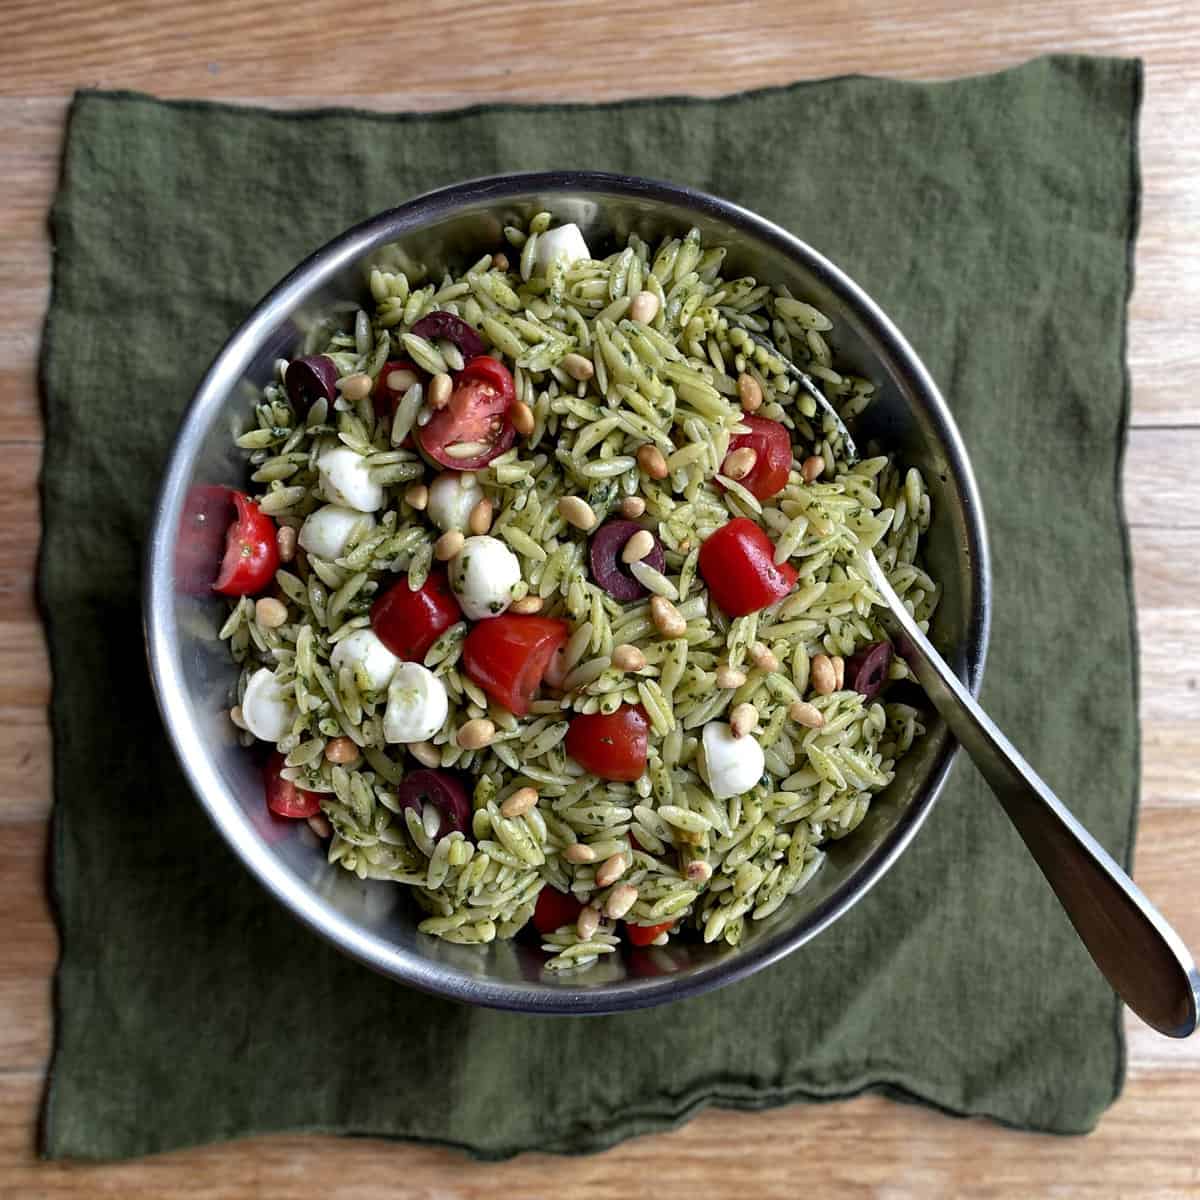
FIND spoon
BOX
[751,331,1200,1037]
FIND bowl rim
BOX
[144,170,991,1013]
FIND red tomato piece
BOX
[213,491,279,596]
[565,705,650,783]
[372,359,422,420]
[698,518,797,617]
[371,570,462,662]
[624,920,674,947]
[263,752,321,819]
[462,614,569,716]
[721,415,792,500]
[415,356,516,470]
[531,886,584,935]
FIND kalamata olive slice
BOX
[588,519,666,603]
[847,641,894,701]
[410,312,487,360]
[396,769,472,839]
[284,355,339,412]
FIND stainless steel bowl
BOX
[144,172,990,1012]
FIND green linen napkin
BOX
[40,55,1142,1159]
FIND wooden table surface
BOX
[2,2,1197,1195]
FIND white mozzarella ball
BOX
[330,629,399,693]
[448,535,522,620]
[383,662,449,744]
[700,721,765,801]
[426,471,484,532]
[298,504,374,561]
[241,668,297,744]
[318,445,383,513]
[534,223,591,274]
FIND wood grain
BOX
[0,1,1197,1194]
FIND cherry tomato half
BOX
[373,359,422,420]
[531,886,584,935]
[698,518,797,617]
[371,570,462,663]
[263,752,321,819]
[213,491,279,596]
[565,705,650,783]
[462,614,569,716]
[624,920,674,947]
[415,356,516,470]
[721,415,792,501]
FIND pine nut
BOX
[386,367,418,393]
[612,644,647,673]
[511,400,535,437]
[596,853,628,888]
[604,883,639,920]
[651,931,670,946]
[558,495,597,531]
[276,525,297,562]
[339,373,373,401]
[564,843,597,864]
[749,642,780,673]
[637,444,669,480]
[255,597,288,628]
[715,665,746,689]
[229,705,246,730]
[788,700,825,729]
[410,741,441,767]
[685,859,713,884]
[620,495,647,519]
[811,653,837,695]
[576,906,601,941]
[468,497,494,535]
[510,595,544,615]
[429,372,453,410]
[730,702,759,738]
[802,454,825,484]
[492,252,510,273]
[621,529,655,564]
[833,654,845,690]
[678,538,692,554]
[650,595,687,638]
[561,352,595,381]
[723,447,757,481]
[629,290,660,324]
[404,482,429,510]
[500,786,538,818]
[434,529,465,561]
[457,718,495,750]
[737,372,763,412]
[324,736,358,764]
[307,813,333,839]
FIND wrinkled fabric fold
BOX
[39,55,1142,1159]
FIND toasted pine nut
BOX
[307,813,332,839]
[576,905,601,940]
[276,524,297,562]
[715,664,747,690]
[723,447,758,481]
[620,495,647,519]
[468,497,494,535]
[685,859,713,884]
[557,495,597,531]
[492,252,510,273]
[637,444,669,480]
[833,654,845,690]
[255,597,288,628]
[386,367,418,393]
[410,741,441,768]
[629,290,660,324]
[612,644,647,673]
[429,372,453,410]
[500,786,538,818]
[749,642,780,673]
[561,352,595,381]
[788,700,825,729]
[457,718,495,750]
[324,736,358,764]
[564,842,597,864]
[650,595,687,638]
[229,705,246,730]
[596,853,628,888]
[730,703,759,738]
[604,883,639,920]
[811,653,837,695]
[510,595,544,615]
[434,529,465,561]
[801,454,825,484]
[621,529,655,564]
[737,372,763,412]
[511,399,535,437]
[338,372,373,401]
[404,482,429,510]
[678,538,692,553]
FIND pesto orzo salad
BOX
[216,215,938,971]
